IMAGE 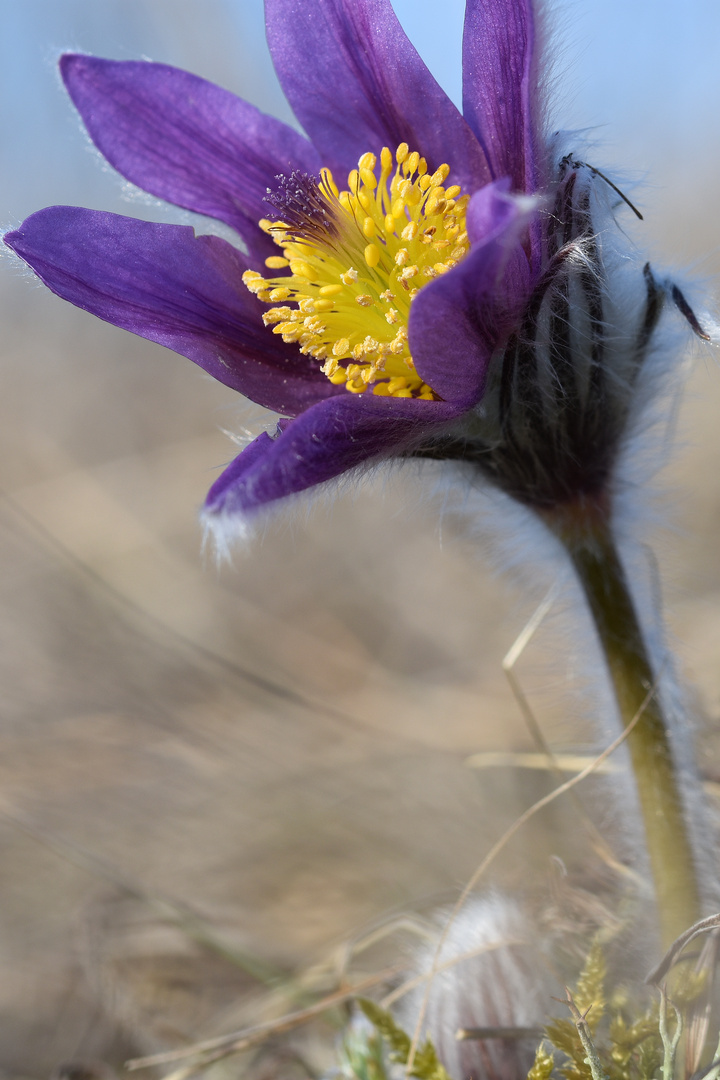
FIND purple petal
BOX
[60,55,321,264]
[409,181,535,404]
[204,394,463,515]
[5,207,340,416]
[265,0,490,193]
[462,0,542,195]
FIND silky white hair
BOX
[397,894,554,1080]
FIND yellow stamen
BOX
[242,143,469,398]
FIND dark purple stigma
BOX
[263,171,339,244]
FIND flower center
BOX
[242,143,469,399]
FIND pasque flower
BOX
[3,0,706,530]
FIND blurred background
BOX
[1,0,720,1073]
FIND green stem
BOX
[553,509,700,948]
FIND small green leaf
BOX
[357,998,453,1080]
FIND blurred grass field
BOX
[1,0,720,1073]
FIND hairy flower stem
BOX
[552,507,701,948]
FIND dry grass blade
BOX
[456,1025,545,1040]
[465,752,619,774]
[646,913,720,985]
[404,681,654,1077]
[126,966,400,1071]
[381,939,525,1009]
[500,589,630,879]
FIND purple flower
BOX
[3,0,703,533]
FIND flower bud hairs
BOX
[5,0,720,1077]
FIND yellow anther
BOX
[384,213,396,233]
[404,184,422,207]
[387,377,408,393]
[329,368,348,384]
[391,198,406,219]
[298,297,316,312]
[385,308,399,324]
[258,218,274,233]
[265,255,289,269]
[396,142,409,163]
[341,267,359,284]
[346,363,362,380]
[380,290,395,301]
[273,321,298,336]
[451,246,467,260]
[304,316,325,333]
[380,146,393,172]
[419,174,433,191]
[359,168,377,189]
[289,259,313,278]
[395,248,410,267]
[339,191,352,211]
[268,287,291,301]
[348,168,359,191]
[321,358,339,376]
[356,294,374,306]
[445,185,461,199]
[401,222,419,241]
[310,345,328,360]
[242,270,269,293]
[319,284,343,296]
[431,164,450,185]
[400,265,418,280]
[357,189,371,210]
[313,299,335,312]
[364,243,381,268]
[333,338,350,357]
[346,379,367,393]
[262,307,291,325]
[362,216,376,239]
[373,382,391,395]
[405,151,420,174]
[358,152,377,171]
[434,262,451,275]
